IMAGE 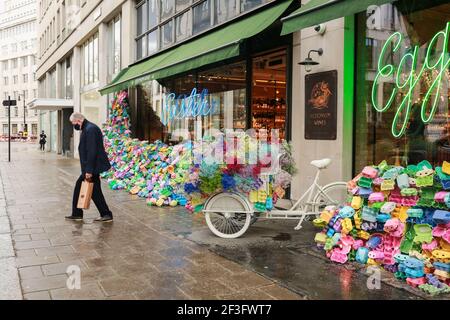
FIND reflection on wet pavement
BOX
[1,143,447,300]
[0,143,301,300]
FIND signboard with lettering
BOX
[371,21,450,138]
[304,70,337,140]
[2,99,16,106]
[161,88,220,126]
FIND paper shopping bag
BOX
[77,180,94,209]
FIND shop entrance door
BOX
[251,49,287,140]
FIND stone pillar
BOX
[290,15,350,198]
[121,0,134,68]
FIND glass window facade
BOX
[132,61,246,143]
[135,0,275,59]
[130,48,288,143]
[252,50,287,140]
[354,2,450,171]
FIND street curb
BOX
[0,164,23,300]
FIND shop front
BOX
[128,46,289,145]
[278,0,450,197]
[100,2,296,140]
[279,0,450,295]
[353,0,450,171]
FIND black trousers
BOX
[40,143,45,150]
[72,174,113,218]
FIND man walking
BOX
[39,130,46,151]
[66,112,113,222]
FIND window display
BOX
[252,50,287,140]
[130,50,288,144]
[355,2,450,172]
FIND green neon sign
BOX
[371,22,450,138]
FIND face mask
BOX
[73,124,81,131]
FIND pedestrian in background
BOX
[39,130,46,151]
[66,112,113,222]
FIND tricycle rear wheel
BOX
[204,193,252,238]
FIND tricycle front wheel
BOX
[204,193,253,238]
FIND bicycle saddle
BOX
[310,158,332,169]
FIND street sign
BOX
[2,99,16,106]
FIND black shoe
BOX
[94,216,113,223]
[65,215,83,221]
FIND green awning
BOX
[281,0,395,35]
[100,0,293,95]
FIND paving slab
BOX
[0,257,22,299]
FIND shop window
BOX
[354,2,450,171]
[197,62,247,133]
[215,0,237,24]
[193,0,211,35]
[134,82,166,142]
[251,50,287,140]
[159,74,197,142]
[132,61,247,143]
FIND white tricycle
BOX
[202,158,348,238]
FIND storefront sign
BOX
[304,70,337,140]
[371,22,450,138]
[161,88,219,126]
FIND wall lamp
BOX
[298,48,323,73]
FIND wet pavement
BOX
[0,143,299,300]
[0,142,448,300]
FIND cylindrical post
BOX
[8,96,11,162]
[24,99,26,133]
